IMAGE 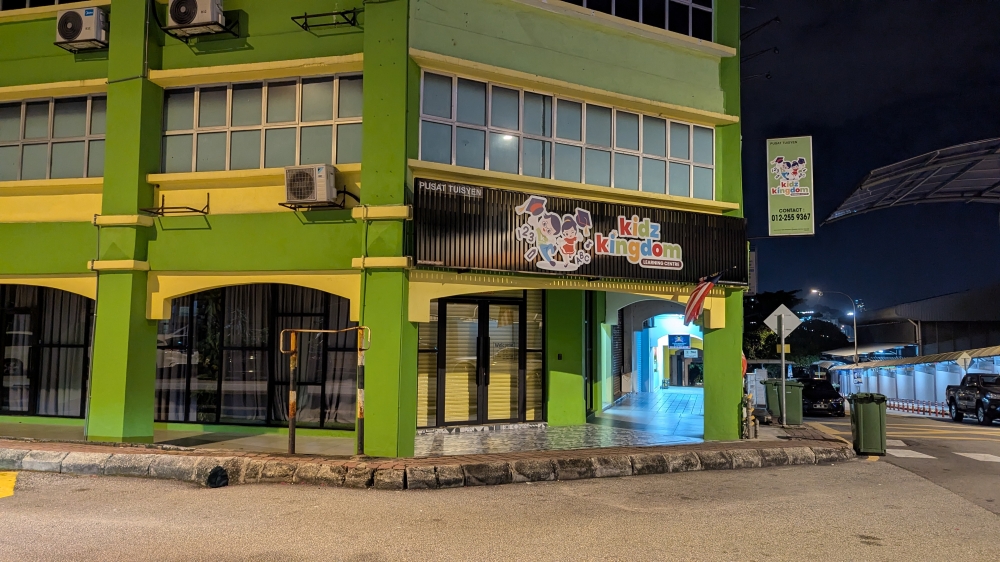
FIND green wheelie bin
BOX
[848,393,887,455]
[763,379,804,425]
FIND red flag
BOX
[683,272,722,326]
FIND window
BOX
[559,0,712,41]
[161,76,363,173]
[0,96,106,181]
[0,0,84,10]
[155,284,357,428]
[419,72,715,200]
[1,285,93,418]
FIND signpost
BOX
[764,305,802,426]
[767,137,815,237]
[957,352,972,372]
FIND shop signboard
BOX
[767,136,815,237]
[668,335,691,350]
[412,178,748,285]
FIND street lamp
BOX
[811,289,858,365]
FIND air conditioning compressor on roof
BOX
[166,0,226,37]
[54,7,108,52]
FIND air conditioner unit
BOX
[284,165,336,204]
[166,0,226,37]
[54,8,108,52]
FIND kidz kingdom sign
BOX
[412,178,748,286]
[594,216,683,270]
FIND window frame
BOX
[0,95,107,181]
[0,0,84,11]
[559,0,713,41]
[418,71,716,200]
[160,74,363,173]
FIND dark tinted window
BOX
[667,1,690,35]
[616,0,640,22]
[691,7,712,40]
[642,0,666,28]
[803,381,840,399]
[588,0,612,14]
[981,375,999,386]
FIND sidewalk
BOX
[0,426,854,491]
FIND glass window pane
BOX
[422,73,452,119]
[20,143,48,180]
[669,161,690,196]
[670,122,690,160]
[457,79,486,126]
[585,148,611,187]
[50,141,85,178]
[614,153,639,190]
[162,134,193,173]
[456,127,485,169]
[643,0,666,28]
[616,111,639,151]
[231,84,262,127]
[197,87,227,128]
[164,89,194,131]
[24,102,49,139]
[586,105,612,147]
[491,86,519,131]
[617,0,640,21]
[554,143,581,182]
[87,139,104,177]
[692,7,713,41]
[589,0,611,14]
[668,1,690,35]
[421,120,452,164]
[264,127,296,168]
[556,100,582,141]
[301,78,334,122]
[694,0,713,7]
[0,146,19,181]
[643,116,666,157]
[338,76,363,119]
[53,98,87,138]
[90,97,106,135]
[693,126,714,164]
[299,125,333,165]
[196,132,227,172]
[489,132,518,174]
[642,157,666,194]
[266,82,297,123]
[0,103,20,142]
[230,130,261,170]
[693,166,714,199]
[522,138,550,178]
[523,93,551,137]
[336,123,362,164]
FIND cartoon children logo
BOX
[770,156,810,196]
[515,196,594,272]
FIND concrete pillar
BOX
[545,290,586,426]
[702,290,743,441]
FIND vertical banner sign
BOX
[767,136,815,236]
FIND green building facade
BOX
[0,0,745,457]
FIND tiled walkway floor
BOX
[414,387,705,457]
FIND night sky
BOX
[740,1,1000,312]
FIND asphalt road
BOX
[810,413,1000,515]
[1,459,997,561]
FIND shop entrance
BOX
[417,290,545,429]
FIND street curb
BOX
[0,441,857,490]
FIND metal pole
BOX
[779,313,786,427]
[851,298,858,366]
[288,331,297,455]
[356,335,366,456]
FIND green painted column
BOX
[358,0,417,458]
[702,290,744,441]
[86,0,162,442]
[545,290,586,426]
[590,291,606,411]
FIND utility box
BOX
[849,393,887,455]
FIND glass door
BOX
[437,297,527,426]
[485,303,521,423]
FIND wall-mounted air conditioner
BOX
[54,8,108,52]
[284,165,336,205]
[166,0,226,38]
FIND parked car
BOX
[801,379,846,417]
[945,374,1000,425]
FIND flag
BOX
[683,272,722,326]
